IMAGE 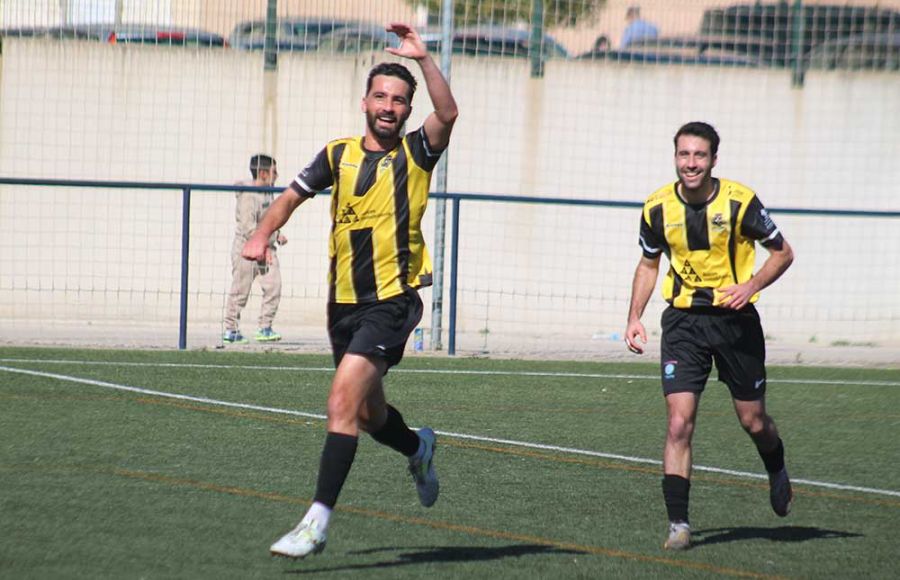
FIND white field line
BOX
[2,364,899,499]
[2,358,900,387]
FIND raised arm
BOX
[385,22,458,150]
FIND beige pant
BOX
[223,239,282,332]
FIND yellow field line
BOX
[125,397,900,509]
[2,462,789,579]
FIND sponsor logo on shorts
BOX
[754,378,766,389]
[664,360,678,380]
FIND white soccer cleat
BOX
[663,522,691,551]
[769,467,793,517]
[269,519,327,559]
[408,427,439,507]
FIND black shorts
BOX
[327,287,423,370]
[659,305,767,401]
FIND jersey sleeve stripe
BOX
[639,234,662,255]
[291,177,315,196]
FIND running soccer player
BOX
[624,121,795,550]
[242,22,458,559]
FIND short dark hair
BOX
[249,154,275,179]
[366,62,417,101]
[674,122,720,157]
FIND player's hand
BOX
[718,282,754,310]
[624,320,647,355]
[242,233,269,263]
[384,23,427,60]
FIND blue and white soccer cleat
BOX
[408,427,439,507]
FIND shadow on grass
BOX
[281,543,584,574]
[692,525,863,548]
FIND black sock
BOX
[662,474,691,523]
[313,432,358,508]
[758,438,786,474]
[369,405,420,457]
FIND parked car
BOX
[450,26,568,59]
[578,35,762,67]
[0,25,106,41]
[106,25,227,46]
[0,24,226,46]
[0,26,52,38]
[316,24,568,60]
[315,24,401,53]
[805,32,900,71]
[228,18,362,51]
[701,2,900,67]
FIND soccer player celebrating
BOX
[624,122,795,550]
[242,23,458,559]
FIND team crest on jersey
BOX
[379,154,393,170]
[711,212,726,230]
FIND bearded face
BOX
[362,75,413,144]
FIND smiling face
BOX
[674,134,717,195]
[362,74,413,148]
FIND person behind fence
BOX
[222,154,287,344]
[623,121,795,551]
[591,34,611,54]
[241,22,458,559]
[621,5,659,48]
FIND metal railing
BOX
[3,177,899,354]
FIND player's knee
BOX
[667,414,695,442]
[326,388,358,422]
[740,414,768,438]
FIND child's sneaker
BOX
[223,330,248,344]
[255,327,282,342]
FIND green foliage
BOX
[406,0,605,28]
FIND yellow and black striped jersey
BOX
[290,126,443,304]
[638,178,784,309]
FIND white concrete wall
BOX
[0,38,898,360]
